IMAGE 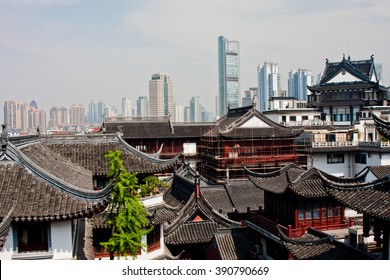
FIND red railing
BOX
[248,211,351,239]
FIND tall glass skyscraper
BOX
[218,35,240,117]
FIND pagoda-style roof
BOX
[372,112,390,139]
[164,167,240,245]
[308,55,388,93]
[279,227,374,260]
[245,164,368,198]
[320,173,390,221]
[204,105,303,139]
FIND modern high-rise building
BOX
[49,106,68,128]
[121,98,132,118]
[189,96,202,122]
[87,100,98,124]
[218,35,240,117]
[29,108,46,134]
[242,87,258,107]
[288,69,314,101]
[97,101,106,124]
[137,96,149,117]
[69,104,85,126]
[4,99,46,134]
[257,62,281,112]
[174,105,185,122]
[149,73,173,118]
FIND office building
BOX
[149,73,173,118]
[288,69,314,101]
[137,96,149,117]
[69,104,86,126]
[122,98,132,118]
[218,35,240,116]
[242,87,257,107]
[190,96,202,122]
[257,62,281,112]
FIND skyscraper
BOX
[288,69,314,101]
[242,87,258,107]
[189,96,201,122]
[137,96,149,117]
[149,73,173,118]
[49,106,68,128]
[218,35,240,117]
[69,104,85,126]
[257,62,281,112]
[121,98,132,118]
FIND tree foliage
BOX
[100,150,152,259]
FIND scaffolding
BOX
[198,130,312,183]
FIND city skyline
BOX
[1,0,390,124]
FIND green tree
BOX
[139,175,171,197]
[100,150,152,259]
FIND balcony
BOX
[247,210,351,239]
[312,141,390,148]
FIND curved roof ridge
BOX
[318,169,390,190]
[116,134,182,164]
[277,226,330,245]
[7,142,114,201]
[321,57,371,84]
[289,167,321,184]
[0,205,15,237]
[243,163,304,178]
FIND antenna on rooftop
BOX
[347,39,351,60]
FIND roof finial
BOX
[1,124,8,151]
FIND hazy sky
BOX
[1,0,389,123]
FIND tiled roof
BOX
[147,204,177,225]
[368,165,390,179]
[165,220,221,245]
[105,119,214,139]
[20,143,93,190]
[280,227,374,260]
[245,164,305,194]
[201,186,235,214]
[0,163,111,222]
[214,227,254,260]
[321,57,373,84]
[225,180,264,213]
[372,112,390,139]
[321,174,390,221]
[22,134,180,175]
[207,106,302,139]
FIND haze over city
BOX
[1,0,390,123]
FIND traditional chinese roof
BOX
[245,164,305,194]
[246,164,368,198]
[204,105,303,139]
[372,112,390,139]
[164,169,240,245]
[104,117,214,139]
[366,165,390,179]
[15,134,179,176]
[225,180,264,213]
[279,227,374,260]
[308,56,388,93]
[212,227,254,260]
[320,173,390,221]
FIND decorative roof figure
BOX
[1,124,7,151]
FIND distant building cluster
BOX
[2,36,387,135]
